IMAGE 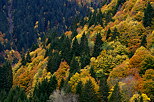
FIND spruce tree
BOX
[76,81,83,95]
[106,28,111,40]
[143,2,153,27]
[90,66,96,79]
[108,83,122,102]
[80,80,98,102]
[71,37,80,56]
[0,61,13,92]
[21,55,26,66]
[111,27,119,41]
[59,78,64,90]
[70,56,80,74]
[99,74,109,102]
[93,33,103,57]
[141,35,147,47]
[26,51,31,63]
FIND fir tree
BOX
[59,78,64,90]
[111,27,119,41]
[106,28,111,40]
[76,81,83,95]
[141,35,147,47]
[143,2,153,27]
[26,51,31,63]
[99,74,109,102]
[108,83,122,102]
[80,80,98,102]
[21,55,26,66]
[70,56,80,74]
[90,66,96,79]
[93,33,103,57]
[0,61,13,92]
[71,37,80,56]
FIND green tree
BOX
[70,56,80,74]
[71,37,80,56]
[59,78,64,90]
[108,83,122,102]
[143,3,153,27]
[0,61,13,92]
[99,74,109,102]
[93,33,103,57]
[141,35,147,47]
[111,27,119,41]
[26,51,31,63]
[4,86,28,102]
[106,28,111,40]
[76,81,83,95]
[90,66,96,79]
[80,80,98,102]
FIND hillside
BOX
[0,0,154,102]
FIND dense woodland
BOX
[0,0,154,102]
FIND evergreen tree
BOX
[21,55,26,66]
[93,33,103,57]
[0,61,13,92]
[71,37,80,56]
[99,74,109,102]
[106,28,111,40]
[70,56,80,74]
[76,81,83,95]
[47,52,61,74]
[80,80,98,102]
[143,2,153,27]
[59,78,64,90]
[141,35,147,47]
[111,27,119,41]
[90,66,96,79]
[26,51,31,63]
[108,83,122,102]
[0,90,7,102]
[4,86,28,102]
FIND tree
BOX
[108,83,122,102]
[76,81,83,95]
[59,78,64,90]
[80,80,98,102]
[143,2,153,27]
[70,56,80,74]
[47,52,61,74]
[90,66,96,79]
[93,33,103,57]
[140,35,147,47]
[111,27,119,41]
[99,74,109,102]
[26,51,31,63]
[4,86,28,102]
[71,37,80,56]
[0,61,13,92]
[21,55,26,66]
[106,28,111,40]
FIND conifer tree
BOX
[106,28,111,40]
[26,51,31,63]
[143,2,153,27]
[108,83,122,102]
[21,55,26,65]
[70,56,80,74]
[76,81,83,95]
[72,37,80,56]
[59,78,64,90]
[0,61,13,92]
[90,66,96,79]
[141,35,147,47]
[111,27,119,41]
[99,74,109,102]
[93,33,103,57]
[80,80,98,102]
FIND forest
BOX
[0,0,154,102]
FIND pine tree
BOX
[99,74,109,102]
[26,51,31,63]
[108,83,122,102]
[80,80,98,102]
[70,56,80,74]
[59,78,64,90]
[0,61,13,92]
[21,55,26,65]
[106,28,111,40]
[90,66,96,79]
[141,35,147,47]
[93,33,103,57]
[143,2,153,27]
[76,81,83,95]
[111,27,119,41]
[71,37,80,56]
